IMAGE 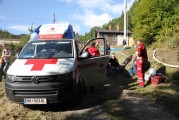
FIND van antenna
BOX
[53,13,56,24]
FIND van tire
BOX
[90,86,94,94]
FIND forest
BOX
[80,0,179,47]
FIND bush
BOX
[150,32,179,50]
[167,36,179,50]
[150,41,162,50]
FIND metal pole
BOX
[124,0,127,47]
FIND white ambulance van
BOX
[5,23,109,104]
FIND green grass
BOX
[135,64,179,118]
[113,45,179,119]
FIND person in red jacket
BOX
[87,42,100,57]
[136,40,147,87]
[137,40,148,61]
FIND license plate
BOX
[24,98,47,104]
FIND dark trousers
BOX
[0,62,10,81]
[106,64,122,77]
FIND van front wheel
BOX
[73,77,84,102]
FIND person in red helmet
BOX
[87,42,100,57]
[136,40,148,87]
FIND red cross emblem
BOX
[99,62,104,68]
[24,59,58,71]
[50,27,55,30]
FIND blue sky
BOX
[0,0,135,35]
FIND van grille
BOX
[13,90,58,96]
[15,75,58,82]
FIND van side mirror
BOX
[79,51,91,59]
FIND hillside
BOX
[82,0,179,47]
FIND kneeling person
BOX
[108,53,121,73]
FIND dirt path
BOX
[120,89,177,120]
[0,77,178,120]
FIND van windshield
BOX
[19,40,73,59]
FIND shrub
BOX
[167,36,179,50]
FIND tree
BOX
[129,0,179,45]
[17,34,30,51]
[28,23,34,34]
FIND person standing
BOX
[136,40,147,87]
[137,55,144,87]
[137,40,148,61]
[0,43,12,81]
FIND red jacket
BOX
[137,42,148,61]
[88,46,100,56]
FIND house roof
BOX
[95,29,132,35]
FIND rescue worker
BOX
[137,40,148,61]
[87,42,100,57]
[136,40,147,87]
[137,55,144,87]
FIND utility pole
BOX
[124,0,127,47]
[53,13,56,24]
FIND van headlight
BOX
[6,74,16,82]
[57,72,73,81]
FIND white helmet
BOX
[149,68,156,76]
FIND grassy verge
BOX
[138,65,179,118]
[114,46,179,119]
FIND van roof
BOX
[30,23,75,41]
